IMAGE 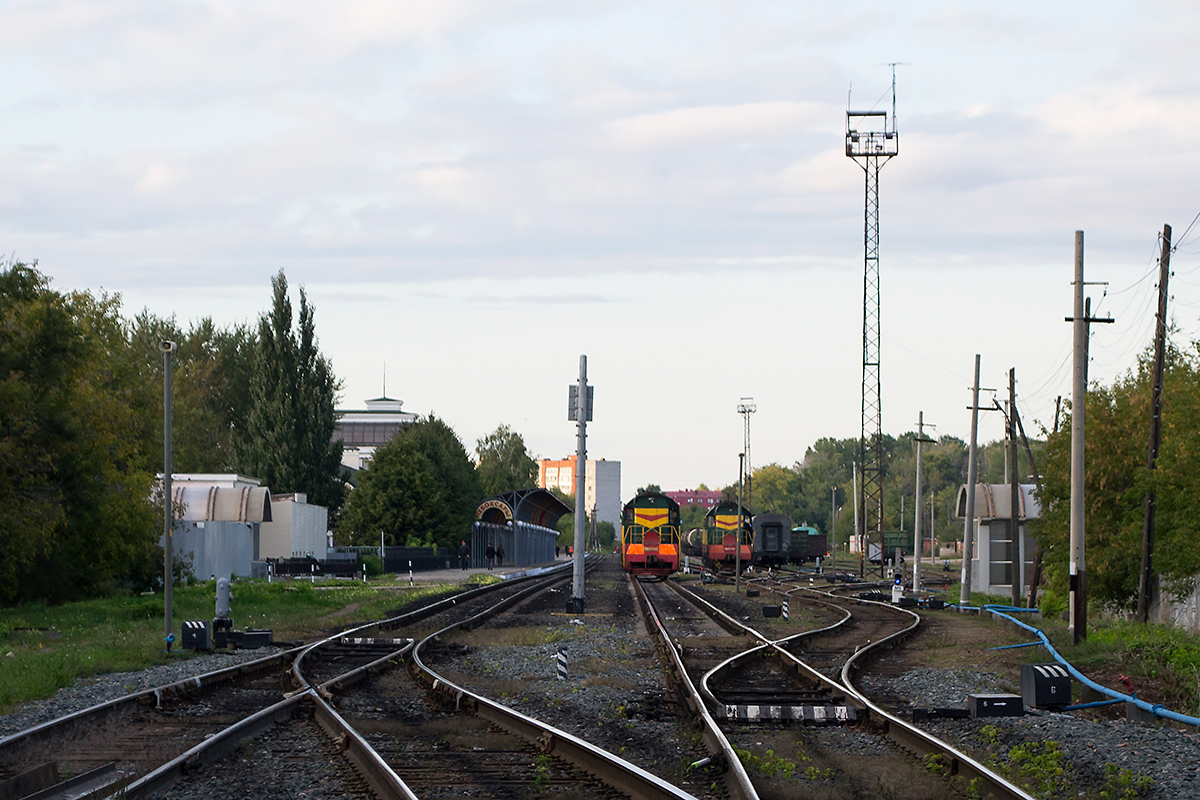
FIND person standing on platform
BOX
[496,543,505,566]
[458,540,470,570]
[485,542,496,570]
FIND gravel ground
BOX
[860,666,1200,800]
[5,578,1200,800]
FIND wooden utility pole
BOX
[1138,224,1172,622]
[1013,401,1045,608]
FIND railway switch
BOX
[1021,663,1072,709]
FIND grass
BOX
[0,577,454,713]
[934,579,1200,713]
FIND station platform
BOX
[390,556,574,586]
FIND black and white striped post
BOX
[556,647,568,680]
[782,598,790,621]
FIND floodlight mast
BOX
[846,71,898,576]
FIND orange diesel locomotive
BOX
[702,501,753,571]
[620,492,681,579]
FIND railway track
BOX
[0,566,570,799]
[635,572,1040,800]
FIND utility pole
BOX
[913,412,934,593]
[1069,232,1087,643]
[831,487,838,571]
[160,340,177,652]
[1013,398,1046,608]
[1009,369,1022,607]
[567,355,592,614]
[1139,224,1172,622]
[1066,231,1114,642]
[960,355,982,606]
[853,462,861,577]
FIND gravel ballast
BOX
[4,577,1199,800]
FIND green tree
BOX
[338,415,481,550]
[0,264,158,603]
[129,312,255,474]
[475,424,538,496]
[234,271,344,513]
[637,483,662,495]
[750,463,803,517]
[1037,344,1200,612]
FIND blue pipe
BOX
[1061,698,1124,711]
[987,641,1041,650]
[982,604,1200,727]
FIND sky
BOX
[4,1,1200,500]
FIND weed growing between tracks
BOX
[967,723,1157,800]
[0,578,455,711]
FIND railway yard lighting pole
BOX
[847,70,899,580]
[160,340,177,652]
[738,398,756,513]
[736,453,745,590]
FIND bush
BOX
[360,555,382,577]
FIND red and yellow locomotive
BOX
[620,492,681,579]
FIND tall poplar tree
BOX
[475,424,539,496]
[235,271,344,513]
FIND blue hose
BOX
[982,604,1200,727]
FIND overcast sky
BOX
[4,1,1200,501]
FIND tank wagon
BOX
[751,513,792,567]
[788,525,829,564]
[620,492,681,579]
[702,501,753,570]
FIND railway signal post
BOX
[567,355,593,614]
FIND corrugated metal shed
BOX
[170,481,273,522]
[955,483,1040,520]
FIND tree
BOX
[749,463,803,518]
[129,312,255,474]
[234,271,344,513]
[637,483,662,495]
[475,424,538,496]
[1037,343,1200,613]
[338,415,481,549]
[0,263,158,603]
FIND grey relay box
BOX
[967,693,1024,718]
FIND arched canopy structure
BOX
[471,489,572,569]
[475,489,572,529]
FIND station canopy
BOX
[475,489,572,529]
